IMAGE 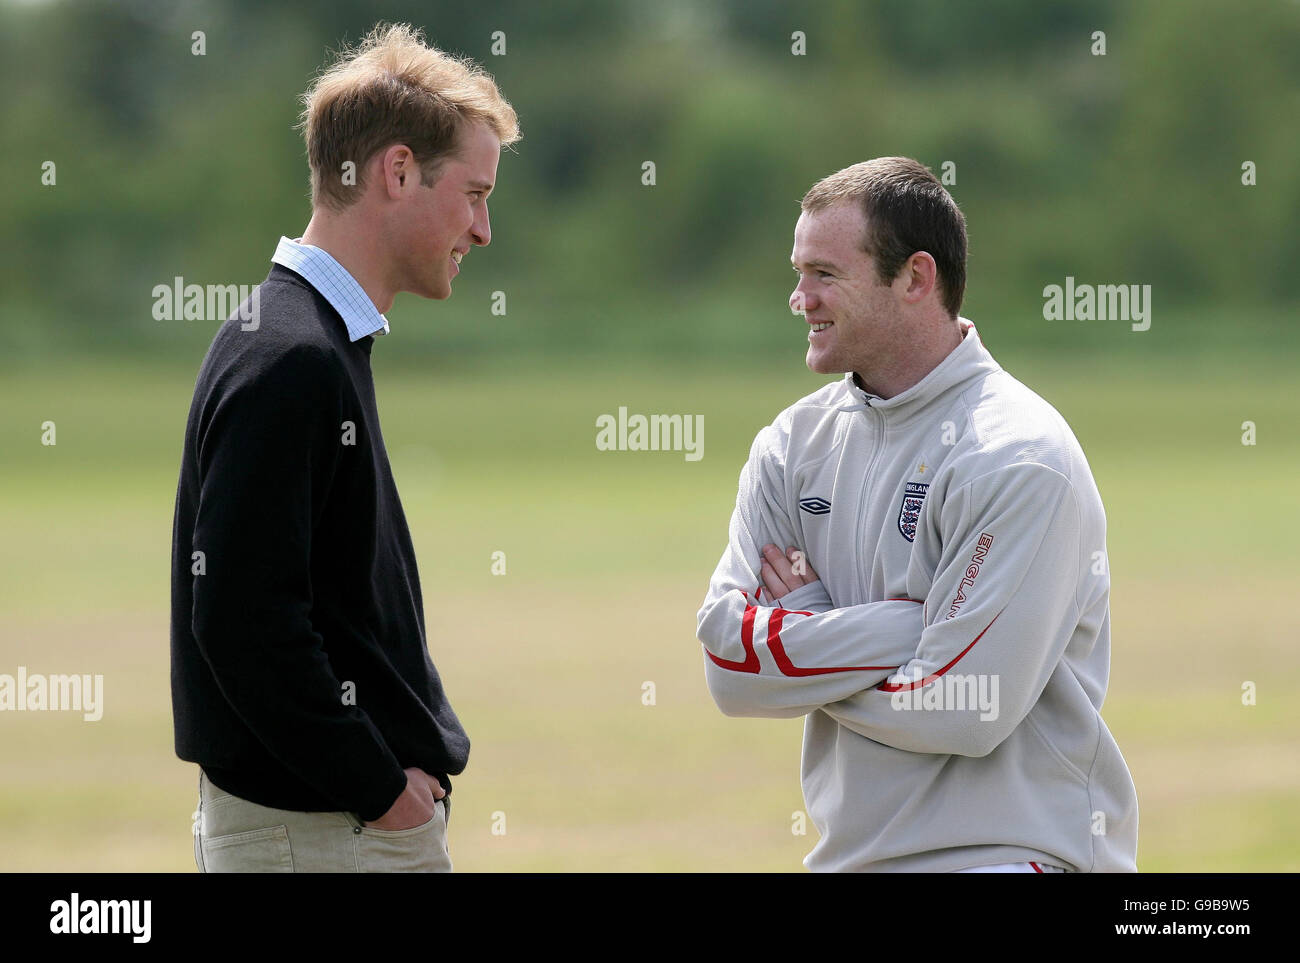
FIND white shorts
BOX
[955,861,1067,873]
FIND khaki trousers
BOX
[192,770,452,873]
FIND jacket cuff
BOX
[776,580,833,613]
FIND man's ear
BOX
[900,251,938,305]
[379,144,416,199]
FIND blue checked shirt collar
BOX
[271,236,390,341]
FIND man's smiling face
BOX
[789,201,906,377]
[398,120,501,300]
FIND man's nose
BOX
[791,286,817,314]
[472,202,491,246]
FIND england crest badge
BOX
[897,482,929,542]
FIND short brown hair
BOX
[801,157,967,318]
[299,22,521,212]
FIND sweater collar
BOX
[270,236,390,342]
[840,318,1000,418]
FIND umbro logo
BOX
[799,496,831,515]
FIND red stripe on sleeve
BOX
[766,608,901,677]
[705,604,761,673]
[877,609,1004,692]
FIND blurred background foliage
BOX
[2,0,1297,366]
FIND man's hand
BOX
[760,543,821,600]
[364,767,446,830]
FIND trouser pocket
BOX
[350,802,451,873]
[199,825,294,872]
[195,771,300,872]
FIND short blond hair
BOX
[299,22,520,212]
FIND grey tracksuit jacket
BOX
[697,320,1139,872]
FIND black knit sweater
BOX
[170,263,467,821]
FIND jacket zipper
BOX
[855,402,886,600]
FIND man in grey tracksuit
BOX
[696,158,1138,873]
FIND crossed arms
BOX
[695,428,1088,758]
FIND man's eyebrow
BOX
[791,258,843,273]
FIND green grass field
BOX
[1,349,1297,871]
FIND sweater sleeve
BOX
[696,427,925,718]
[189,344,408,820]
[817,463,1083,757]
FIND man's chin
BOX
[805,350,839,374]
[422,279,452,300]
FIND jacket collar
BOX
[840,318,1001,420]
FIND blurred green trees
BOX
[1,0,1296,364]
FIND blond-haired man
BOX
[171,23,519,872]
